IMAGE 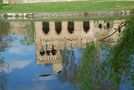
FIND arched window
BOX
[68,21,74,34]
[98,23,102,29]
[42,22,49,34]
[55,22,62,34]
[83,21,90,33]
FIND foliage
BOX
[0,22,10,36]
[78,16,134,90]
[78,43,99,90]
[0,21,10,52]
[0,0,3,10]
[110,16,134,86]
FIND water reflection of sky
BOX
[0,21,133,90]
[0,34,78,90]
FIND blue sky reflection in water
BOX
[0,22,80,90]
[0,20,133,90]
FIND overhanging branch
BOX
[99,21,127,41]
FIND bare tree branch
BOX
[99,21,127,41]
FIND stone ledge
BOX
[0,10,133,20]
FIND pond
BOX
[0,19,134,90]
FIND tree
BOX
[110,16,134,89]
[78,16,134,90]
[0,0,3,9]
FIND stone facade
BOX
[0,10,131,20]
[35,20,123,65]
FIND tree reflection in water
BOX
[0,21,10,52]
[0,21,11,90]
[78,16,134,90]
[78,43,109,90]
[58,46,81,85]
[0,58,7,90]
[20,22,35,45]
[0,74,7,90]
[110,16,134,89]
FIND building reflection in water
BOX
[0,20,125,90]
[35,20,123,77]
[10,22,30,35]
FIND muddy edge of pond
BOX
[0,10,134,20]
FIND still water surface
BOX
[0,21,82,90]
[0,20,133,90]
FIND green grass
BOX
[0,1,134,13]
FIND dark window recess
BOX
[84,12,88,16]
[46,50,50,56]
[98,23,102,29]
[40,48,45,56]
[45,44,50,56]
[68,22,74,34]
[83,21,90,33]
[42,22,49,34]
[51,45,57,55]
[107,22,110,29]
[55,22,62,34]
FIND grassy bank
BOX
[0,1,134,13]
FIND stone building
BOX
[35,20,123,64]
[3,0,77,4]
[34,20,124,74]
